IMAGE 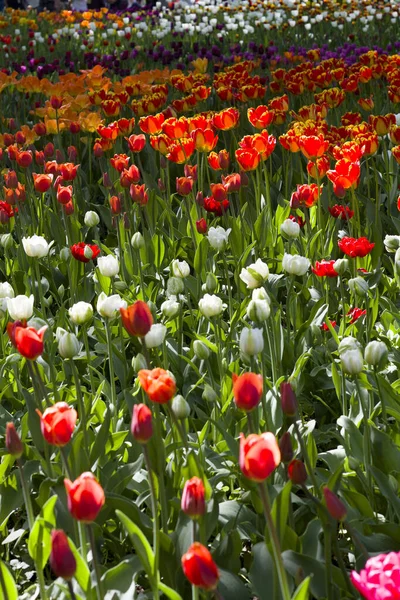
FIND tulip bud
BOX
[145,324,167,348]
[281,218,300,239]
[279,432,294,463]
[193,340,210,360]
[83,246,94,260]
[84,211,100,228]
[205,273,218,293]
[181,477,205,519]
[158,178,166,192]
[50,530,77,581]
[5,423,23,457]
[195,191,204,207]
[339,337,364,375]
[323,487,347,521]
[167,277,184,296]
[202,384,217,403]
[171,395,190,419]
[0,233,13,250]
[394,247,400,277]
[348,277,369,296]
[58,332,80,359]
[132,353,147,372]
[68,301,93,325]
[287,459,307,485]
[365,340,388,370]
[60,247,71,262]
[247,298,270,321]
[58,285,65,299]
[333,258,349,276]
[280,382,298,417]
[103,172,112,188]
[131,404,152,443]
[384,234,400,252]
[196,218,207,234]
[131,232,144,249]
[239,328,264,356]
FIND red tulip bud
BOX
[287,459,307,485]
[279,432,294,463]
[323,487,347,521]
[280,382,298,417]
[131,404,153,443]
[181,477,206,519]
[50,530,77,580]
[5,423,24,458]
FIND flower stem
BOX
[105,320,117,426]
[323,523,334,600]
[293,418,321,498]
[153,405,169,533]
[143,445,160,600]
[88,525,104,600]
[258,482,291,600]
[67,580,78,600]
[70,359,90,459]
[82,325,96,397]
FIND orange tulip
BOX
[33,173,53,193]
[138,368,176,404]
[239,432,281,481]
[235,147,260,171]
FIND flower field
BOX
[2,1,400,599]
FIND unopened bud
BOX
[323,487,347,521]
[279,432,294,463]
[365,340,388,370]
[280,382,298,417]
[193,340,210,360]
[202,384,217,403]
[0,233,13,250]
[132,353,147,372]
[205,273,218,293]
[5,423,24,457]
[50,531,77,581]
[83,246,93,260]
[58,332,81,359]
[131,232,144,249]
[287,459,307,485]
[333,258,349,276]
[348,277,369,296]
[131,403,152,443]
[171,395,190,419]
[84,211,100,228]
[60,247,71,262]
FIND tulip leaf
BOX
[0,560,18,600]
[270,481,292,546]
[292,576,311,600]
[67,536,91,595]
[116,510,155,580]
[158,582,183,600]
[28,494,57,569]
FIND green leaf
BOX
[68,536,91,594]
[116,510,154,580]
[158,582,184,600]
[28,495,57,569]
[292,576,311,600]
[282,550,346,598]
[0,560,18,600]
[249,542,275,600]
[101,555,141,599]
[217,569,251,600]
[370,425,400,474]
[271,481,292,546]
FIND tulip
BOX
[145,324,167,348]
[239,432,281,481]
[120,301,153,337]
[97,293,127,319]
[131,404,153,444]
[5,423,24,458]
[338,237,374,258]
[131,232,144,249]
[181,543,219,591]
[282,253,310,276]
[161,296,180,319]
[279,432,294,464]
[281,218,300,239]
[58,331,81,359]
[171,395,190,419]
[7,294,34,321]
[57,185,73,205]
[138,368,176,404]
[171,259,190,278]
[22,235,52,258]
[7,321,47,360]
[199,294,223,318]
[196,218,207,234]
[207,226,231,251]
[247,288,271,321]
[348,277,369,296]
[232,372,263,412]
[193,340,210,360]
[0,282,14,316]
[84,211,100,228]
[280,382,298,417]
[167,277,185,296]
[33,173,53,193]
[365,341,388,370]
[181,477,206,519]
[287,460,307,485]
[69,302,93,325]
[323,487,347,521]
[339,337,364,375]
[64,473,105,522]
[70,243,100,263]
[97,255,119,277]
[50,530,77,581]
[240,328,264,356]
[240,259,269,289]
[351,551,400,600]
[37,402,77,446]
[176,177,193,196]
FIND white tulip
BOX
[84,211,100,227]
[365,341,388,370]
[384,234,400,252]
[167,277,184,297]
[348,277,369,296]
[339,337,363,375]
[240,327,264,356]
[282,253,310,276]
[171,259,190,278]
[69,301,93,325]
[199,294,223,318]
[247,298,270,321]
[97,255,119,277]
[97,293,127,319]
[161,296,180,318]
[281,218,300,238]
[240,259,269,289]
[207,226,231,251]
[7,294,34,320]
[145,324,167,348]
[22,235,52,258]
[0,282,14,315]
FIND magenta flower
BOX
[351,552,400,599]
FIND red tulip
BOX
[323,487,347,521]
[110,153,130,173]
[312,260,339,278]
[33,173,53,193]
[232,372,263,412]
[7,321,47,360]
[59,163,79,181]
[290,183,320,209]
[328,205,354,220]
[181,543,219,590]
[176,177,193,196]
[138,368,176,404]
[298,134,329,160]
[5,423,24,457]
[347,307,367,324]
[64,472,105,522]
[338,236,375,258]
[131,404,153,443]
[239,432,281,482]
[57,185,73,205]
[279,432,293,464]
[120,301,153,337]
[196,218,207,234]
[37,402,77,447]
[235,147,260,172]
[127,134,146,153]
[70,243,100,263]
[280,382,298,416]
[287,459,307,485]
[50,530,77,580]
[181,477,206,519]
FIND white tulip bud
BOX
[145,324,167,348]
[240,327,264,356]
[0,282,14,317]
[131,232,144,249]
[281,218,300,239]
[202,384,218,402]
[69,301,93,325]
[7,294,34,320]
[171,395,190,419]
[240,259,269,289]
[97,292,127,319]
[60,247,71,262]
[282,253,310,276]
[207,226,231,251]
[205,273,218,293]
[384,234,400,252]
[132,353,147,372]
[339,337,363,375]
[333,258,349,275]
[58,332,81,359]
[394,247,400,277]
[348,277,369,296]
[84,211,100,227]
[161,296,180,318]
[365,341,388,370]
[193,340,210,360]
[0,234,13,249]
[247,298,270,321]
[84,246,94,260]
[167,277,184,296]
[97,255,119,277]
[171,259,190,278]
[199,294,223,318]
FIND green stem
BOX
[78,523,88,565]
[293,419,321,498]
[105,320,117,426]
[67,580,78,600]
[323,523,334,600]
[258,482,291,600]
[33,260,47,321]
[355,378,373,500]
[82,326,96,398]
[88,525,104,600]
[153,405,169,533]
[143,445,160,600]
[70,359,90,459]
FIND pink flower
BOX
[351,552,400,600]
